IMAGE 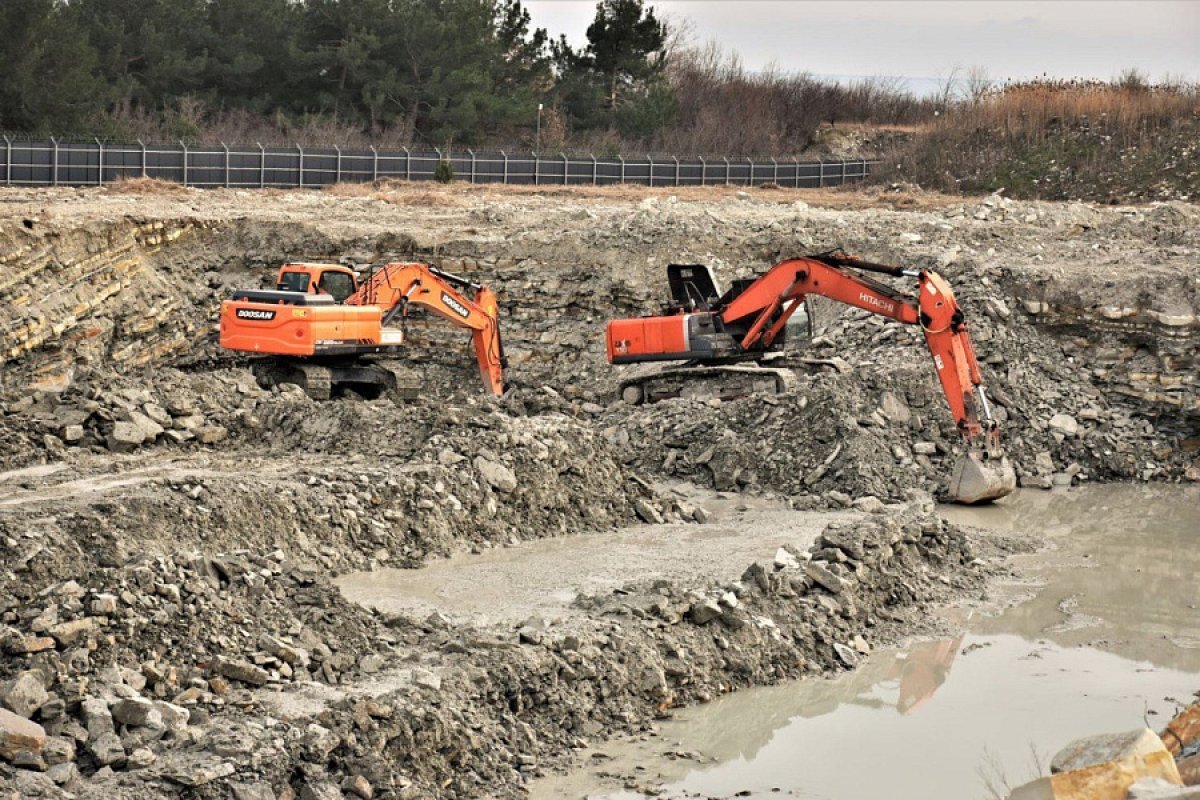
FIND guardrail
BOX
[0,137,876,189]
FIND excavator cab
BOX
[666,264,721,311]
[275,264,359,302]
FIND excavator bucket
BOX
[949,449,1017,504]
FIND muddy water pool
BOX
[531,485,1200,800]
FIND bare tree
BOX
[935,65,963,111]
[965,65,994,104]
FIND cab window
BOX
[317,270,356,302]
[277,271,310,293]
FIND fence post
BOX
[561,152,569,185]
[673,156,680,187]
[334,145,342,184]
[402,146,410,181]
[619,155,625,184]
[746,156,754,186]
[533,151,539,186]
[840,159,846,185]
[699,156,706,187]
[296,144,305,187]
[500,150,508,184]
[258,143,266,188]
[467,149,476,184]
[771,157,778,185]
[51,138,59,186]
[179,141,189,186]
[2,136,9,186]
[434,147,443,183]
[647,155,654,187]
[793,156,800,188]
[591,154,597,185]
[222,142,231,188]
[817,158,825,188]
[95,138,105,186]
[370,146,378,182]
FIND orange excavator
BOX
[220,262,505,399]
[605,251,1016,503]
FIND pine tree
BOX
[0,0,108,132]
[584,0,667,112]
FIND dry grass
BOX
[103,176,193,196]
[322,179,964,210]
[880,80,1200,200]
[325,181,467,207]
[956,82,1198,145]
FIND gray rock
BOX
[474,456,518,493]
[2,671,49,719]
[342,774,374,799]
[213,656,270,686]
[112,697,162,728]
[88,731,125,766]
[153,701,190,732]
[42,736,74,766]
[879,391,912,424]
[1048,413,1079,437]
[303,723,339,760]
[127,411,165,441]
[412,669,441,691]
[300,780,343,800]
[231,783,278,800]
[89,593,118,615]
[166,759,236,786]
[833,643,859,667]
[805,562,847,594]
[851,496,886,514]
[0,708,46,761]
[47,762,79,785]
[688,598,722,625]
[773,547,800,570]
[107,421,145,451]
[196,425,228,444]
[633,498,665,524]
[259,635,309,667]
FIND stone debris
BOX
[0,187,1193,798]
[0,708,46,761]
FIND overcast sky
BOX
[525,1,1200,92]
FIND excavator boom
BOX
[606,252,1015,503]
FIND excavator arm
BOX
[605,251,1016,503]
[723,253,999,449]
[349,263,506,396]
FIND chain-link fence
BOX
[0,138,875,189]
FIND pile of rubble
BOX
[0,493,1028,799]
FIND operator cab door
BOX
[316,270,356,302]
[277,271,312,293]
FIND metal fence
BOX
[0,137,876,189]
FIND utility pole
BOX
[536,103,543,153]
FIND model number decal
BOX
[236,308,276,321]
[442,292,471,319]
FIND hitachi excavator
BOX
[605,251,1016,504]
[220,262,505,399]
